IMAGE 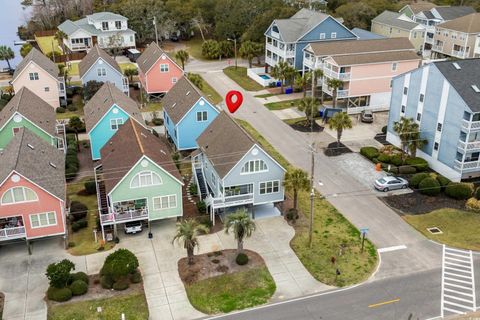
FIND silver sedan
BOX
[374,176,409,192]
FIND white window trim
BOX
[110,118,124,130]
[240,159,269,175]
[331,32,337,39]
[97,68,107,76]
[12,127,21,135]
[1,186,39,205]
[130,171,163,188]
[319,33,326,39]
[160,64,169,73]
[29,72,39,80]
[29,211,57,229]
[172,77,178,84]
[196,111,208,122]
[391,62,398,71]
[152,194,177,211]
[259,180,280,195]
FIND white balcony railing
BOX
[323,68,351,80]
[100,208,148,224]
[0,226,26,240]
[266,43,295,59]
[322,83,349,98]
[452,49,466,58]
[454,159,480,171]
[432,44,444,52]
[425,36,434,44]
[461,119,480,131]
[271,31,280,39]
[458,140,480,152]
[207,193,254,209]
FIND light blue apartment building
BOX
[193,112,286,223]
[79,45,129,96]
[387,59,480,181]
[162,76,219,150]
[264,8,357,70]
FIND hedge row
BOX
[410,173,473,199]
[65,135,79,181]
[359,147,429,174]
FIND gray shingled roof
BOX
[87,12,127,22]
[351,28,386,40]
[437,13,480,33]
[270,8,330,43]
[0,128,65,200]
[435,59,480,112]
[79,45,122,78]
[330,50,420,66]
[434,6,475,21]
[12,47,59,81]
[100,119,182,194]
[421,10,436,19]
[137,42,168,74]
[0,87,56,136]
[162,76,217,124]
[197,112,256,179]
[403,1,437,14]
[83,82,144,132]
[307,37,414,57]
[372,11,420,31]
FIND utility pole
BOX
[153,16,159,46]
[228,37,238,69]
[308,71,316,248]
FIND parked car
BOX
[374,176,408,192]
[361,110,374,123]
[170,35,179,42]
[125,48,141,62]
[124,221,143,234]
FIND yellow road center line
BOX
[368,298,400,308]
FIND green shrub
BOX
[390,155,403,166]
[66,105,78,112]
[84,180,96,195]
[101,249,139,281]
[113,278,130,291]
[189,184,198,196]
[398,165,416,174]
[69,280,88,296]
[69,201,87,221]
[410,173,429,188]
[196,201,206,214]
[236,253,249,266]
[377,153,391,163]
[56,107,66,113]
[46,259,75,288]
[47,287,72,302]
[381,163,398,174]
[381,126,387,134]
[437,175,451,191]
[405,157,429,171]
[72,219,88,232]
[286,208,299,221]
[360,147,379,160]
[152,118,164,126]
[100,275,114,289]
[445,183,473,200]
[418,177,441,196]
[466,197,480,212]
[475,187,480,200]
[71,272,89,284]
[130,270,142,284]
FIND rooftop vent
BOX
[49,162,57,169]
[472,85,480,93]
[141,132,147,138]
[172,103,176,108]
[452,62,461,70]
[160,150,166,155]
[27,144,34,150]
[186,91,191,96]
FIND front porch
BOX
[0,216,26,240]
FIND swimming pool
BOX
[259,74,271,80]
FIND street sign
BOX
[360,228,369,235]
[360,228,369,252]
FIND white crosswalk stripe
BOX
[441,245,476,318]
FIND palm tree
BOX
[68,116,84,151]
[172,219,209,265]
[312,69,324,101]
[295,72,310,98]
[175,50,189,70]
[54,30,68,55]
[224,209,256,254]
[0,46,15,71]
[297,96,318,127]
[239,40,256,68]
[393,117,425,161]
[326,78,343,108]
[253,42,264,65]
[284,168,309,210]
[270,61,296,94]
[124,68,138,82]
[328,112,353,147]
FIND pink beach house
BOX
[303,38,421,112]
[137,42,183,100]
[0,128,66,243]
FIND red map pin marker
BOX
[225,90,243,114]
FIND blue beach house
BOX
[264,8,357,70]
[162,76,220,150]
[84,82,146,160]
[79,45,129,96]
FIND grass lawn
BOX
[36,36,60,55]
[60,62,79,76]
[223,67,264,92]
[265,99,302,110]
[47,292,148,320]
[67,177,115,255]
[238,119,378,287]
[404,208,480,250]
[192,73,223,105]
[283,117,307,125]
[56,95,84,120]
[185,267,275,314]
[142,102,163,112]
[119,62,137,73]
[254,93,276,98]
[184,38,207,61]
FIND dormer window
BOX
[102,21,109,31]
[115,21,122,29]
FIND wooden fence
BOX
[34,30,57,37]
